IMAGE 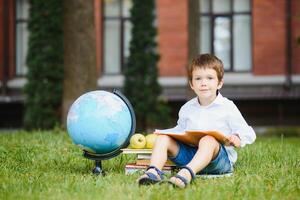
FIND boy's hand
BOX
[228,134,241,148]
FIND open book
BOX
[154,129,230,146]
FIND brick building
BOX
[0,0,300,127]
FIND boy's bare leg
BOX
[139,135,179,179]
[170,135,220,184]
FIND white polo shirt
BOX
[161,93,256,165]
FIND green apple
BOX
[130,134,146,149]
[145,134,157,149]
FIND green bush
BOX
[24,0,63,129]
[124,0,170,131]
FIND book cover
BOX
[154,129,230,146]
[125,163,173,169]
[135,159,175,166]
[121,148,152,154]
[137,154,151,160]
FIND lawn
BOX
[0,131,299,200]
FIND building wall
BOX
[0,0,4,80]
[8,0,15,78]
[252,0,299,76]
[250,0,287,75]
[155,0,300,77]
[156,0,188,77]
[292,0,300,74]
[94,0,103,76]
[1,0,299,80]
[0,0,15,80]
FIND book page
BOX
[154,129,229,146]
[154,127,184,135]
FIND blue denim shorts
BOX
[169,141,233,174]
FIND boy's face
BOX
[189,68,223,105]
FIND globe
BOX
[67,90,135,156]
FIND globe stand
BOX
[83,150,105,175]
[93,161,103,175]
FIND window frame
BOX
[102,0,131,75]
[15,0,29,77]
[199,0,252,72]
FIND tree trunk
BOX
[187,0,199,98]
[188,0,199,62]
[62,0,97,126]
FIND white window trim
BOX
[98,74,300,88]
[3,74,300,90]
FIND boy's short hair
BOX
[188,54,224,82]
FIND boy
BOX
[137,54,256,188]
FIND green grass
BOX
[0,131,299,200]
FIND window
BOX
[103,0,132,74]
[199,0,252,71]
[15,0,29,76]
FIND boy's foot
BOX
[168,166,195,188]
[137,166,164,185]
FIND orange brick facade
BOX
[292,0,300,74]
[0,0,15,80]
[0,0,4,80]
[252,0,287,75]
[1,0,299,80]
[156,0,189,76]
[154,0,300,76]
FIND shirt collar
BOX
[213,92,225,105]
[192,92,225,107]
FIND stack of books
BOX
[121,148,176,175]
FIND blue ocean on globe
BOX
[67,90,132,154]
